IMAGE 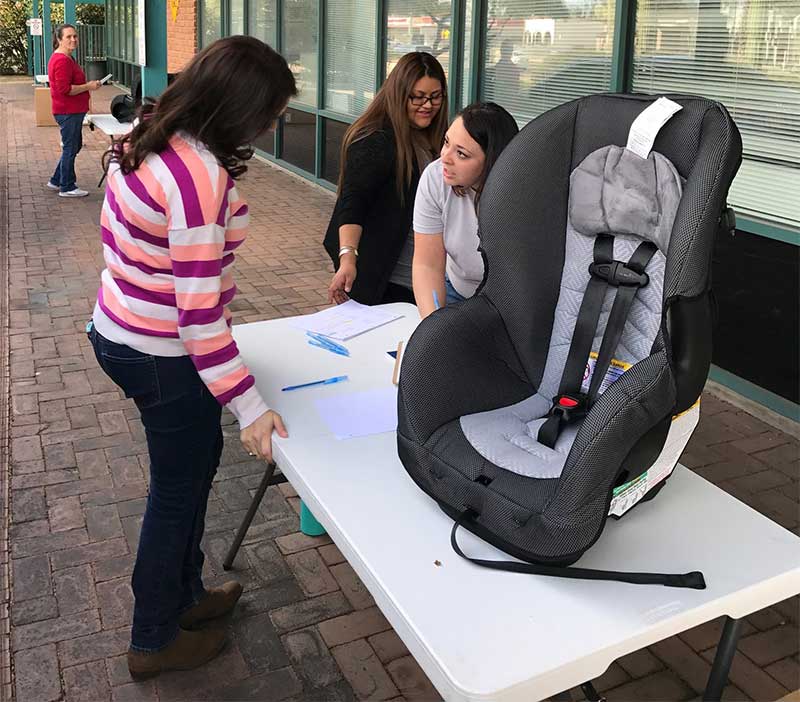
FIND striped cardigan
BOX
[92,132,268,429]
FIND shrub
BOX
[0,0,30,75]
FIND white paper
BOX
[288,300,403,341]
[314,387,398,440]
[626,97,683,159]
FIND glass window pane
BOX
[633,0,800,229]
[461,0,473,106]
[386,0,452,80]
[482,0,616,123]
[231,0,246,34]
[248,0,276,45]
[254,128,275,155]
[323,119,349,183]
[282,107,316,173]
[201,0,222,47]
[283,0,318,106]
[325,0,376,116]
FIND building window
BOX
[323,118,349,183]
[283,0,318,106]
[200,0,222,46]
[248,0,277,46]
[325,0,377,116]
[481,0,617,123]
[230,0,246,34]
[633,0,800,230]
[282,107,317,173]
[386,0,453,79]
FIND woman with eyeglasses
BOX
[413,102,519,318]
[324,52,448,305]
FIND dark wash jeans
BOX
[88,323,223,651]
[51,112,85,193]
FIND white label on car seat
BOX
[626,97,683,159]
[608,401,700,517]
[581,352,631,395]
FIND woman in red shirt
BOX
[47,24,100,197]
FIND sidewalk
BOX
[1,76,797,702]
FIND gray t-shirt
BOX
[413,158,483,298]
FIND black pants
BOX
[380,282,415,304]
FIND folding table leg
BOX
[223,461,287,570]
[550,680,604,701]
[703,616,743,701]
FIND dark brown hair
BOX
[459,102,519,213]
[114,36,296,179]
[339,52,448,200]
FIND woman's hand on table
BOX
[328,257,356,305]
[241,409,288,463]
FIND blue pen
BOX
[432,290,440,310]
[308,339,349,356]
[306,331,349,356]
[282,375,348,392]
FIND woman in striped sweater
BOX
[87,37,297,679]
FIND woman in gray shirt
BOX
[413,103,519,318]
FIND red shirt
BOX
[48,52,90,115]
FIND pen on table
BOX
[281,375,349,392]
[306,331,349,356]
[432,290,440,310]
[308,339,349,356]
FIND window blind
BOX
[481,0,617,124]
[248,0,276,46]
[325,0,376,115]
[633,0,800,230]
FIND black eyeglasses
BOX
[408,92,445,107]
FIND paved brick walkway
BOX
[1,76,798,702]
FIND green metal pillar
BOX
[142,0,168,98]
[64,0,76,25]
[42,0,52,68]
[31,0,42,76]
[610,0,637,93]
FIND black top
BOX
[323,127,421,305]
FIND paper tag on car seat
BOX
[626,97,682,159]
[580,352,631,396]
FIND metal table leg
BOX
[223,461,287,570]
[703,617,743,701]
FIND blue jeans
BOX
[88,323,223,651]
[51,112,85,192]
[445,276,466,305]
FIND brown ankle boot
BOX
[127,628,227,680]
[178,581,244,630]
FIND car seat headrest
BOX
[569,145,683,254]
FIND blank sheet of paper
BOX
[314,387,398,440]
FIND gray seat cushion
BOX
[460,145,683,479]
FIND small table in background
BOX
[86,113,133,187]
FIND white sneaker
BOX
[58,188,89,198]
[46,181,59,190]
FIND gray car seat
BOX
[397,93,742,587]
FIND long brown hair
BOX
[338,52,448,200]
[114,37,296,179]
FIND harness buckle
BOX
[549,393,589,423]
[589,260,649,287]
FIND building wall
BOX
[167,0,197,74]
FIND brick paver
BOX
[1,76,798,701]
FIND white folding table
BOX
[227,303,800,702]
[86,113,133,187]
